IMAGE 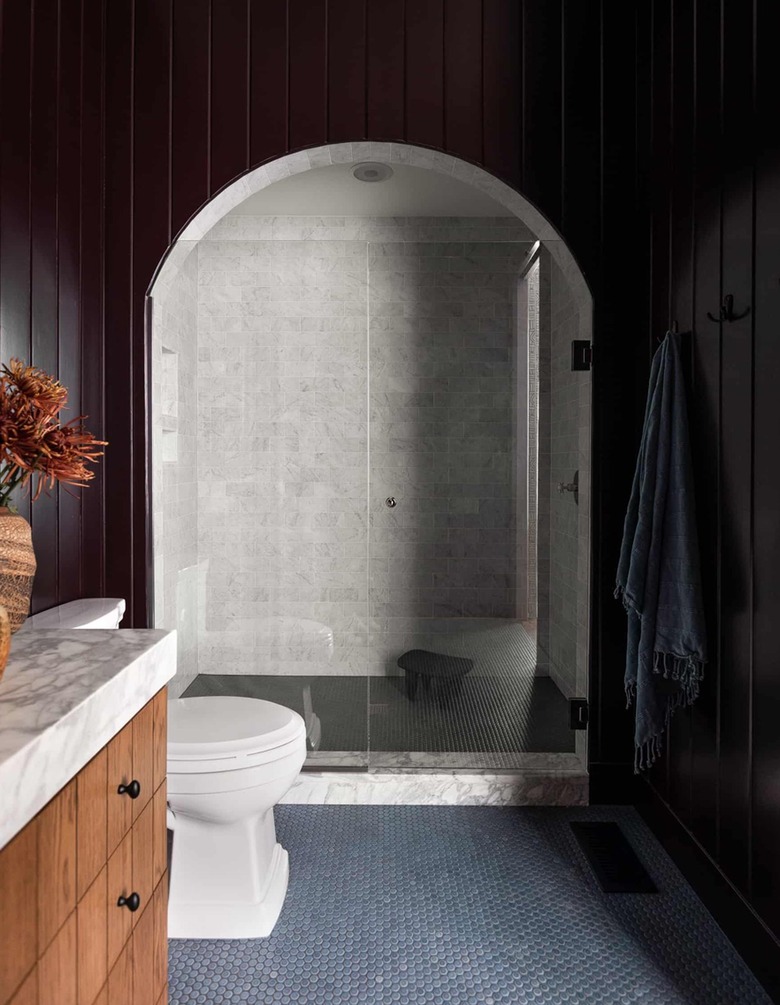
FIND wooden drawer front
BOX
[151,691,167,794]
[7,971,36,1005]
[39,913,77,1005]
[37,780,77,954]
[76,868,108,1005]
[107,832,134,971]
[0,822,38,1002]
[76,750,107,901]
[107,721,134,856]
[131,701,154,821]
[0,686,168,1005]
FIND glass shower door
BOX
[366,237,591,770]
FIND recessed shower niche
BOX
[150,144,592,781]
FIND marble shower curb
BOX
[280,768,588,807]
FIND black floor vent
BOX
[570,822,658,894]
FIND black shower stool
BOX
[397,649,474,702]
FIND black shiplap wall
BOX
[636,0,780,957]
[0,0,778,964]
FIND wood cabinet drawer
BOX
[7,970,36,1005]
[0,687,168,1005]
[107,832,134,972]
[76,750,107,901]
[106,942,133,1005]
[0,821,38,1003]
[107,721,134,856]
[39,913,77,1005]
[37,781,77,954]
[76,868,108,1005]
[131,801,155,930]
[131,701,155,821]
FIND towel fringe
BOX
[652,650,705,704]
[632,660,703,773]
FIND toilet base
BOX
[169,841,290,939]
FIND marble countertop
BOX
[0,628,176,851]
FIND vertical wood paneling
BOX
[591,1,646,774]
[689,0,723,859]
[1,0,779,968]
[79,0,105,600]
[649,0,672,349]
[521,0,563,227]
[366,0,405,140]
[288,0,327,149]
[57,0,84,604]
[444,0,482,163]
[210,0,249,193]
[170,0,210,237]
[0,0,33,420]
[327,0,366,142]
[716,0,755,895]
[751,0,780,940]
[29,0,60,611]
[133,1,172,627]
[560,0,600,273]
[405,0,443,149]
[249,0,288,165]
[665,0,696,823]
[482,0,521,186]
[103,0,135,624]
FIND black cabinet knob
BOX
[117,779,141,799]
[117,892,141,912]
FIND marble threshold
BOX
[284,751,588,806]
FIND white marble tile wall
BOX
[153,216,588,694]
[151,245,199,697]
[196,234,369,676]
[367,237,531,674]
[195,218,532,676]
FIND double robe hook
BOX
[707,294,750,324]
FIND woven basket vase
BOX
[0,508,36,679]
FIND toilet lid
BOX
[168,696,305,760]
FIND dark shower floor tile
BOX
[182,671,574,756]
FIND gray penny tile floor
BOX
[169,805,770,1005]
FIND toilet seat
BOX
[168,696,306,773]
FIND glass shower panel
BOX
[366,238,590,770]
[187,237,371,770]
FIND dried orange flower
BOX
[0,359,107,507]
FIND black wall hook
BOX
[707,294,750,323]
[658,321,679,343]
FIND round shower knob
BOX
[385,497,397,508]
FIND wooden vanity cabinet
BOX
[0,689,168,1005]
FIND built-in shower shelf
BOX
[161,413,178,432]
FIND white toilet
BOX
[24,599,305,939]
[22,597,127,630]
[166,695,306,939]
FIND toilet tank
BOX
[23,598,127,630]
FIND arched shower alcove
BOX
[149,142,592,800]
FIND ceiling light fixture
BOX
[352,162,394,183]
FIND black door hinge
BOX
[571,340,592,371]
[569,698,589,730]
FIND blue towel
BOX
[615,332,707,771]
